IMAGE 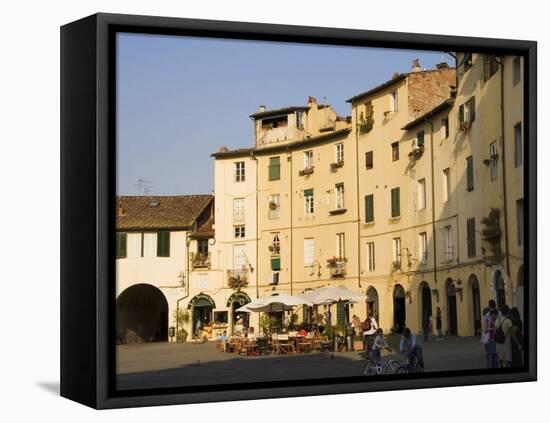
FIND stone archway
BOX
[227,291,251,333]
[419,281,432,323]
[445,279,458,336]
[366,286,379,322]
[393,284,406,333]
[188,293,216,335]
[116,283,169,343]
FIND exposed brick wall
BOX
[407,68,456,119]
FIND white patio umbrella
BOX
[300,285,367,305]
[236,292,313,313]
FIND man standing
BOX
[362,313,378,352]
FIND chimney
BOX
[117,201,125,217]
[436,62,449,69]
[258,105,266,113]
[308,96,317,105]
[218,145,229,153]
[392,72,400,79]
[412,59,421,72]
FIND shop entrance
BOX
[446,279,458,336]
[469,274,482,336]
[189,293,216,337]
[366,286,379,322]
[227,292,251,334]
[393,284,406,333]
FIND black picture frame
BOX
[60,12,537,409]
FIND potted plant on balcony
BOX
[268,201,278,210]
[299,166,314,176]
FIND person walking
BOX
[509,307,524,367]
[495,305,512,368]
[485,309,498,368]
[435,307,443,341]
[422,311,431,342]
[362,313,378,352]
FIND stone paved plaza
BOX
[116,335,487,390]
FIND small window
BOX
[269,156,281,181]
[335,143,344,163]
[463,53,473,72]
[365,194,374,223]
[270,272,280,285]
[304,150,313,169]
[483,54,499,81]
[444,225,453,262]
[269,194,280,219]
[304,189,314,214]
[116,232,127,258]
[391,142,399,161]
[296,111,304,129]
[441,117,449,139]
[335,183,345,210]
[366,242,375,271]
[467,218,476,258]
[271,257,281,271]
[393,237,401,264]
[233,198,245,222]
[418,232,428,265]
[336,233,345,259]
[466,156,474,192]
[234,161,245,182]
[390,90,398,112]
[304,238,314,266]
[365,151,373,169]
[489,142,498,181]
[234,225,246,239]
[416,130,425,148]
[513,57,521,86]
[391,187,400,218]
[417,178,426,210]
[197,239,209,256]
[271,233,281,255]
[214,311,228,323]
[514,123,523,167]
[459,97,476,127]
[157,231,170,257]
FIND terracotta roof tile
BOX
[116,195,213,231]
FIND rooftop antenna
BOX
[135,177,152,195]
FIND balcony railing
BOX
[190,252,211,269]
[327,258,347,278]
[227,268,249,289]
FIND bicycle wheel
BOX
[384,360,401,375]
[394,364,408,374]
[362,361,372,376]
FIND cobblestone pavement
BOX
[116,335,487,391]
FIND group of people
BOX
[482,300,523,368]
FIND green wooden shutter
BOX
[116,232,127,258]
[269,157,280,180]
[469,96,476,122]
[459,104,464,125]
[466,156,474,191]
[391,187,400,217]
[304,189,313,197]
[271,257,281,271]
[467,218,476,257]
[417,130,425,147]
[157,231,170,257]
[365,194,374,223]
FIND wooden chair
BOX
[276,334,292,355]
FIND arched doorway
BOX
[366,286,379,322]
[419,281,432,325]
[116,284,168,343]
[446,279,458,336]
[227,291,251,334]
[469,274,482,336]
[393,284,406,333]
[494,270,506,308]
[188,293,216,336]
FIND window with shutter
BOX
[365,194,374,223]
[416,130,425,148]
[391,187,400,218]
[514,123,522,167]
[304,189,314,214]
[271,257,281,271]
[467,218,476,258]
[365,151,373,169]
[157,231,170,257]
[268,156,280,180]
[116,232,127,258]
[304,238,314,266]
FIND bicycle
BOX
[395,346,425,374]
[362,348,401,376]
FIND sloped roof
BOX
[190,216,215,239]
[116,195,213,231]
[401,99,454,130]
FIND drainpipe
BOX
[252,153,259,299]
[354,106,362,290]
[424,118,438,294]
[175,231,192,341]
[288,147,293,295]
[496,57,511,277]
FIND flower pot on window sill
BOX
[329,208,347,215]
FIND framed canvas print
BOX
[60,13,537,409]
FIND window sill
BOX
[388,216,401,223]
[329,208,347,215]
[363,221,375,227]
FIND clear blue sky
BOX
[116,33,450,195]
